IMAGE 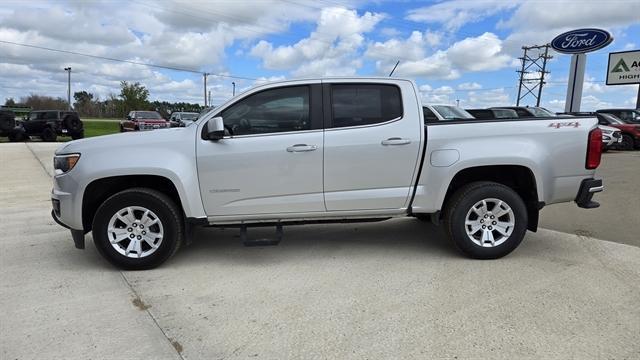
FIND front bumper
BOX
[575,178,603,209]
[51,209,86,249]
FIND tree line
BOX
[4,81,206,119]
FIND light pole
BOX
[64,67,71,110]
[203,73,209,107]
[232,82,236,97]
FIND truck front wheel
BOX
[92,188,183,270]
[444,182,528,259]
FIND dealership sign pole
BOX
[606,50,640,108]
[551,28,613,112]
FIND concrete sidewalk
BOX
[1,143,180,359]
[1,143,639,359]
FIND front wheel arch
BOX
[82,175,184,233]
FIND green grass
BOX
[0,119,121,143]
[82,120,120,138]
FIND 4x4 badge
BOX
[549,122,580,128]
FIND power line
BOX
[0,40,258,81]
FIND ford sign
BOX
[551,28,613,54]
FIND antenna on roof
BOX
[388,61,400,77]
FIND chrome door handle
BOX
[381,137,411,146]
[286,144,317,152]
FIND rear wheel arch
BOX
[441,165,541,231]
[82,175,184,232]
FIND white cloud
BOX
[447,33,511,71]
[407,0,521,32]
[0,0,321,104]
[502,0,640,32]
[419,84,456,104]
[500,0,640,56]
[457,82,482,90]
[250,7,384,77]
[367,32,512,79]
[465,88,510,108]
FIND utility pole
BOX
[64,67,71,110]
[208,90,211,106]
[516,44,552,106]
[203,73,209,107]
[232,82,236,97]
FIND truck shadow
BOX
[175,218,460,266]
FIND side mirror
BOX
[206,117,225,140]
[126,115,132,120]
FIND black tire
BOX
[119,124,125,132]
[444,181,528,259]
[41,127,57,142]
[92,188,183,270]
[71,129,84,140]
[620,134,634,151]
[8,128,26,142]
[63,114,83,133]
[0,110,15,132]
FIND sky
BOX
[0,0,639,111]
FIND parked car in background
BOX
[169,112,199,127]
[466,108,518,120]
[598,124,622,151]
[16,110,84,142]
[422,104,475,122]
[120,111,169,132]
[596,109,640,124]
[596,112,640,150]
[197,106,215,120]
[0,109,25,141]
[490,106,555,118]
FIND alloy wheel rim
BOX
[107,206,164,258]
[464,198,515,247]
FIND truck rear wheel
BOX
[444,181,528,259]
[41,127,57,142]
[92,188,183,270]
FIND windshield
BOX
[181,113,198,121]
[432,105,475,120]
[529,107,555,117]
[493,109,517,118]
[137,111,162,119]
[601,113,626,125]
[620,110,640,123]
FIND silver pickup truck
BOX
[51,78,604,269]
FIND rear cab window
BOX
[330,84,402,128]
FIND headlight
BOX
[54,154,80,175]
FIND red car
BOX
[120,111,170,132]
[596,113,640,150]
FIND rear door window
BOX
[330,84,402,128]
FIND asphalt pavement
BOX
[1,143,639,359]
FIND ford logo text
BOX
[551,28,613,54]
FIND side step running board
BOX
[241,224,283,247]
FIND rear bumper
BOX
[575,178,603,209]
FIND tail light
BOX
[586,128,602,169]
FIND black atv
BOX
[21,110,85,142]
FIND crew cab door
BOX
[322,81,423,210]
[197,83,325,216]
